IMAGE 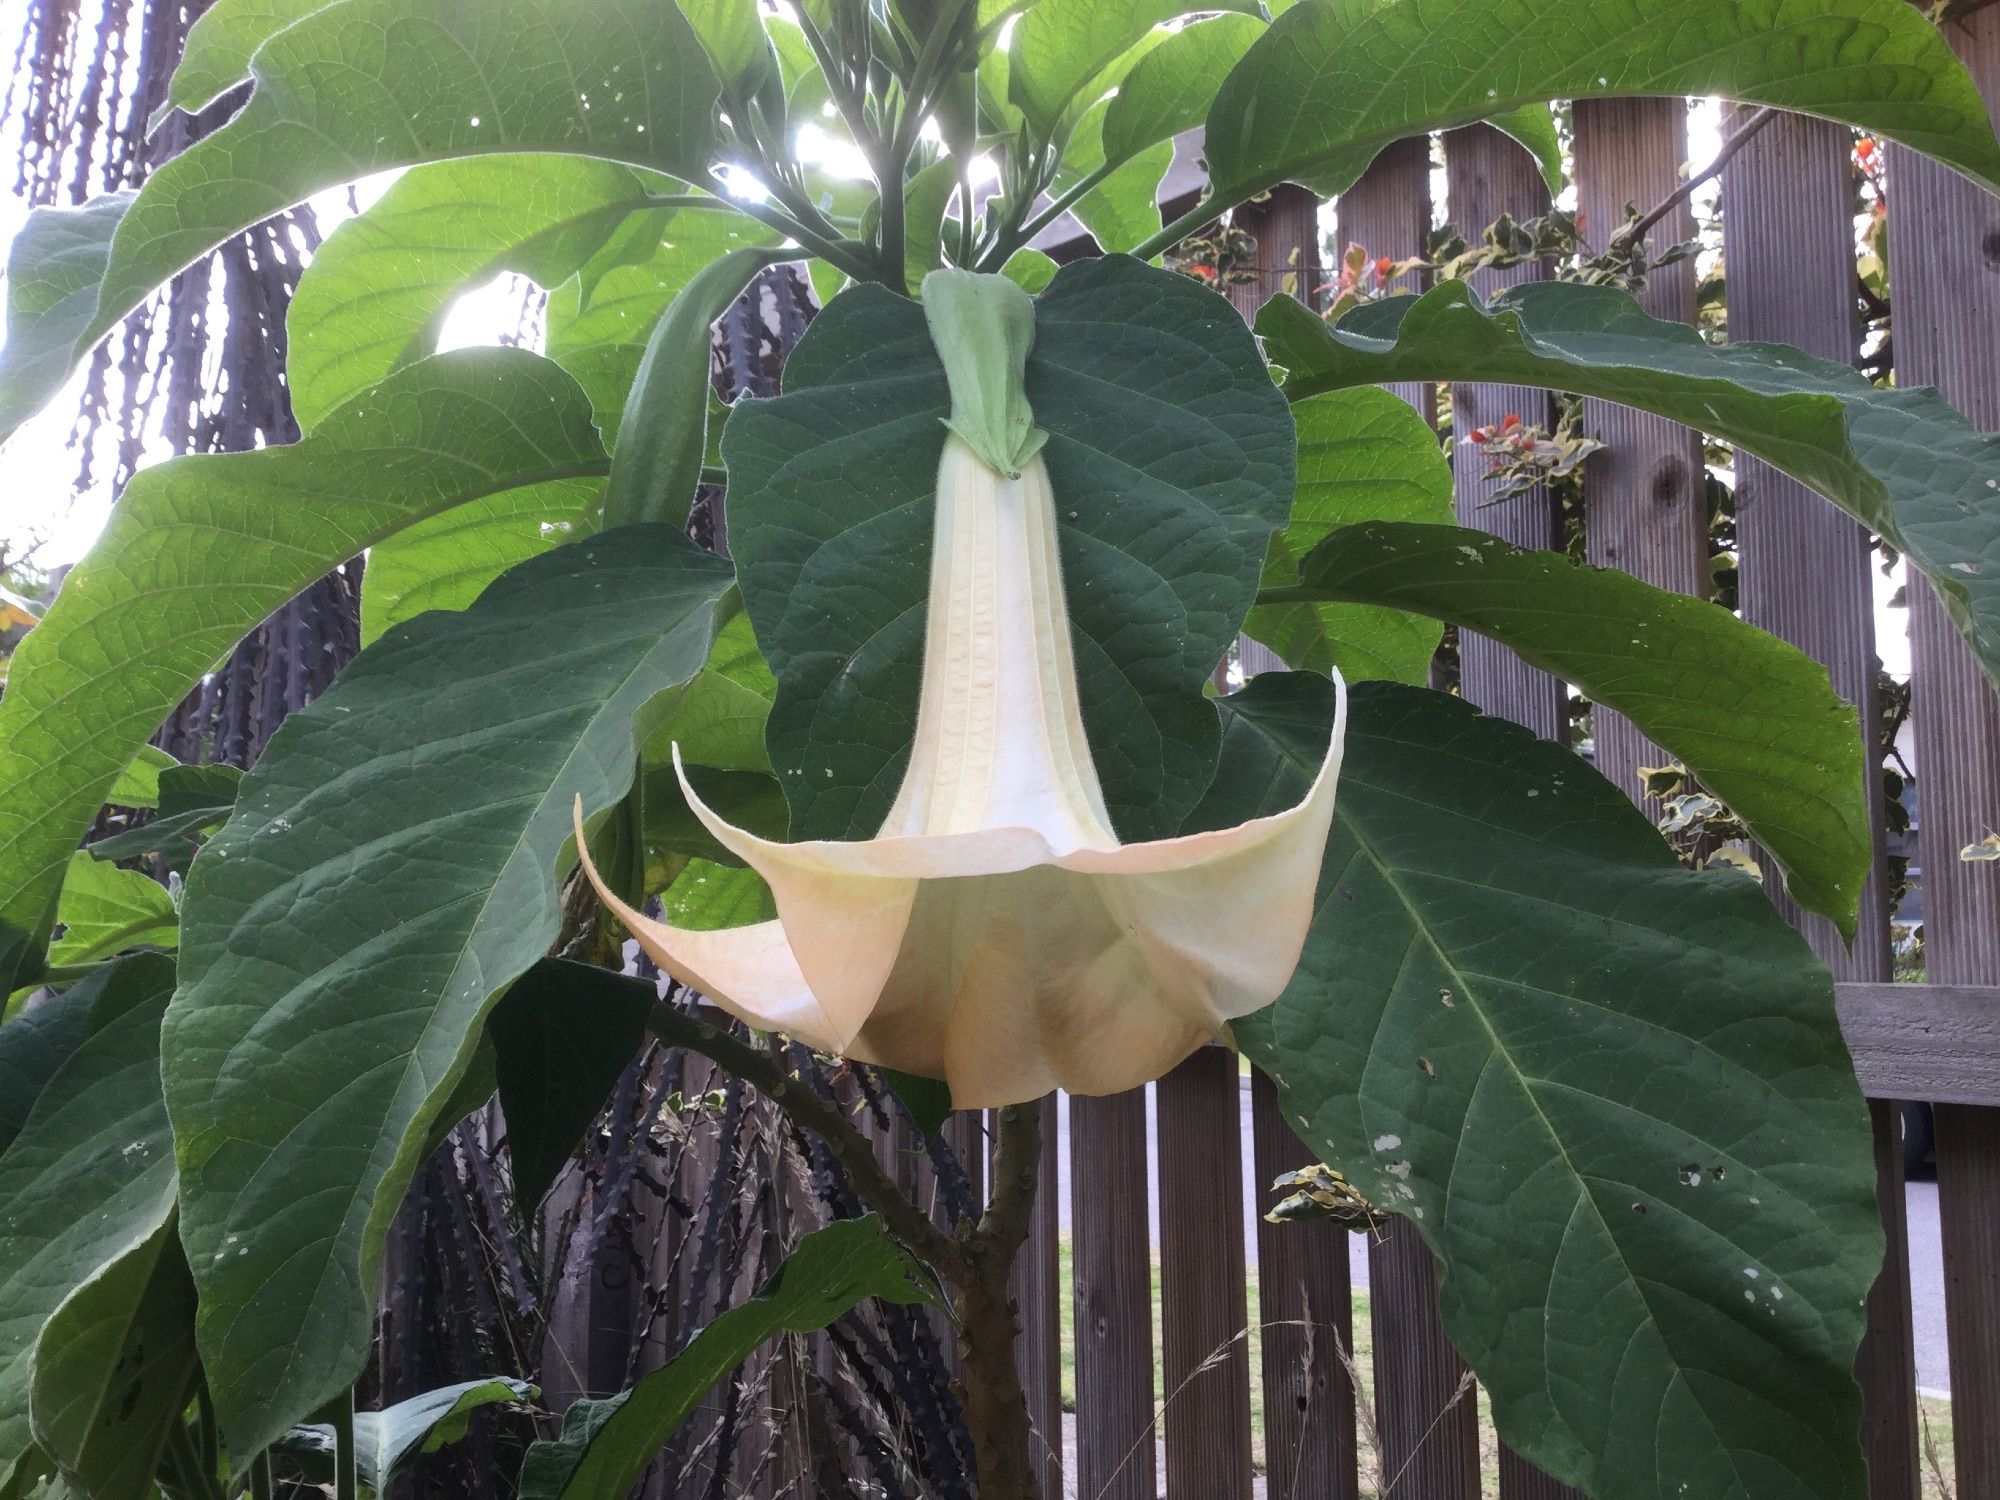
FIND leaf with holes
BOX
[0,349,607,991]
[1258,279,2000,689]
[163,527,733,1462]
[1242,388,1452,684]
[1201,0,2000,203]
[1274,520,1871,931]
[1217,675,1878,1500]
[722,253,1295,842]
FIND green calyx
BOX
[920,267,1048,478]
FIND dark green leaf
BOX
[1242,388,1452,684]
[0,955,179,1495]
[1203,0,2000,201]
[659,862,774,931]
[602,246,788,529]
[164,528,733,1462]
[0,973,108,1157]
[878,1070,954,1139]
[1486,103,1565,195]
[643,767,789,869]
[1225,677,1878,1500]
[0,194,132,444]
[288,156,673,430]
[517,1217,932,1500]
[490,960,655,1210]
[29,1218,196,1500]
[0,349,608,992]
[723,254,1295,841]
[1258,279,2000,686]
[0,0,721,444]
[1281,520,1870,930]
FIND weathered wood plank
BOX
[1251,1071,1361,1500]
[1573,97,1709,813]
[1069,1088,1157,1500]
[1157,1051,1255,1498]
[1443,122,1566,741]
[1886,9,2000,1491]
[1005,1101,1065,1498]
[1840,985,2000,1108]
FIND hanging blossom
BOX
[577,270,1347,1106]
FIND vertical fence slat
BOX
[1070,1088,1157,1500]
[1721,107,1923,1500]
[1443,122,1566,740]
[1008,1101,1065,1497]
[1887,12,2000,1490]
[1157,1051,1254,1498]
[1252,1071,1361,1500]
[1336,134,1435,415]
[1573,97,1709,800]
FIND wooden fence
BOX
[982,14,2000,1499]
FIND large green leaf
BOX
[1051,101,1173,256]
[45,856,178,967]
[163,526,734,1462]
[0,985,97,1157]
[162,0,321,114]
[29,1218,196,1500]
[1223,677,1878,1500]
[0,0,721,446]
[517,1216,932,1500]
[358,480,606,647]
[1274,520,1870,930]
[1202,0,2000,204]
[1242,388,1451,684]
[0,349,608,991]
[0,194,132,444]
[86,764,244,873]
[1097,12,1265,171]
[545,209,777,442]
[0,956,180,1495]
[722,253,1295,841]
[488,960,653,1210]
[639,610,777,775]
[1258,280,2000,684]
[1008,0,1202,135]
[288,156,674,429]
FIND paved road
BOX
[1052,1085,1953,1397]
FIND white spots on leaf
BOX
[1373,1134,1401,1152]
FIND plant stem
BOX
[986,159,1115,268]
[162,1418,224,1500]
[249,1452,274,1500]
[1614,105,1778,251]
[644,1001,973,1282]
[1129,192,1223,264]
[955,1098,1044,1500]
[706,180,881,284]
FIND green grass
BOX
[1054,1235,1958,1498]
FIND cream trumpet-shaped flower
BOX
[574,269,1346,1107]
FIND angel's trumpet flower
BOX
[575,270,1346,1107]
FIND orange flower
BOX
[1855,137,1877,162]
[1374,256,1394,280]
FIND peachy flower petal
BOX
[573,271,1346,1107]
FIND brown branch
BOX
[954,1099,1045,1500]
[1615,105,1780,252]
[645,1001,972,1284]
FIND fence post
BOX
[1157,1051,1255,1498]
[1069,1088,1157,1500]
[1886,10,2000,1492]
[1722,106,1923,1499]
